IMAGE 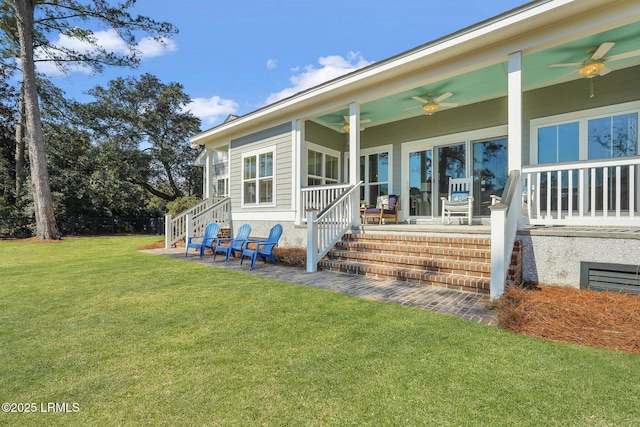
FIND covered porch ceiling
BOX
[315,20,640,133]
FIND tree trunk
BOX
[14,0,60,239]
[14,88,25,197]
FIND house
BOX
[171,0,640,298]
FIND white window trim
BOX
[305,141,342,186]
[241,145,277,208]
[530,100,640,165]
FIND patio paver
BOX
[144,247,498,326]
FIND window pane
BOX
[558,123,579,162]
[613,113,637,157]
[438,144,466,195]
[244,181,256,204]
[325,155,339,180]
[259,152,273,177]
[308,177,322,186]
[308,150,321,176]
[409,150,432,216]
[473,138,507,216]
[588,117,611,159]
[259,179,273,203]
[537,126,557,164]
[244,157,256,179]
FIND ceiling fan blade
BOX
[434,92,453,103]
[604,48,640,62]
[591,42,615,60]
[411,96,429,104]
[342,115,372,124]
[599,66,612,76]
[549,62,581,68]
[439,102,458,108]
[403,105,422,111]
[553,69,578,82]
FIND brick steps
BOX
[319,231,521,294]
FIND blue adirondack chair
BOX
[213,223,252,262]
[185,222,220,258]
[240,224,283,270]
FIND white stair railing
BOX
[164,197,229,248]
[301,183,353,222]
[306,182,362,272]
[489,170,522,300]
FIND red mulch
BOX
[138,240,166,250]
[493,284,640,354]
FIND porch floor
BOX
[142,246,498,326]
[358,222,640,239]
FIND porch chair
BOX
[363,195,400,224]
[213,223,252,262]
[240,224,283,270]
[185,222,221,257]
[440,178,474,225]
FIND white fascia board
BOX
[190,0,621,145]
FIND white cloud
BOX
[266,58,278,70]
[136,36,178,58]
[266,51,373,104]
[185,96,239,126]
[35,28,177,76]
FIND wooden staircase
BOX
[318,230,521,294]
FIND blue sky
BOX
[42,0,529,130]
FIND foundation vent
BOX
[580,262,640,295]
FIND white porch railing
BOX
[164,197,230,248]
[301,183,353,222]
[523,156,640,226]
[306,182,362,272]
[489,170,522,300]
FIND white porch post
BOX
[508,51,523,223]
[348,102,361,225]
[293,119,304,225]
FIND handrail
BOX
[300,182,353,222]
[489,170,521,299]
[306,181,362,272]
[164,197,230,248]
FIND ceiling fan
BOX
[330,115,372,133]
[550,42,640,78]
[404,92,458,116]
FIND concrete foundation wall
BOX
[519,231,640,288]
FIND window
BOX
[242,148,274,205]
[307,146,340,186]
[216,178,227,197]
[531,104,640,213]
[588,113,638,159]
[537,122,579,164]
[532,103,640,164]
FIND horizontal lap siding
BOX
[230,123,293,212]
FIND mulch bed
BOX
[492,284,640,354]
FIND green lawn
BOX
[1,236,639,426]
